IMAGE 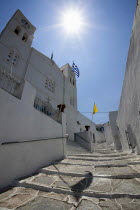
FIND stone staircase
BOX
[0,141,140,209]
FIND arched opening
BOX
[22,33,28,42]
[14,26,21,35]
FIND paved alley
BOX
[0,141,140,210]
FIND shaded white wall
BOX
[104,123,114,145]
[109,111,118,136]
[94,130,105,143]
[0,81,66,189]
[109,111,122,151]
[117,1,140,153]
[0,138,65,189]
[0,81,66,143]
[75,130,94,152]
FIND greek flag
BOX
[72,62,80,77]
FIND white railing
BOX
[34,97,62,124]
[0,67,20,98]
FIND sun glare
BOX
[61,9,84,35]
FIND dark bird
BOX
[70,171,93,201]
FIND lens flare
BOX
[61,9,84,34]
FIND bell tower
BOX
[0,10,36,80]
[60,63,77,110]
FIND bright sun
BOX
[61,9,84,35]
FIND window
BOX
[22,33,28,42]
[21,19,30,29]
[6,49,19,66]
[70,76,75,86]
[70,97,74,106]
[14,26,21,35]
[12,54,19,65]
[51,82,55,92]
[6,50,14,63]
[45,77,55,93]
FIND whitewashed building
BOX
[0,10,98,188]
[0,9,97,142]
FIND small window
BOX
[6,49,19,66]
[73,80,75,86]
[12,53,19,65]
[45,77,55,93]
[6,50,14,64]
[51,82,55,92]
[14,26,21,35]
[22,33,28,42]
[48,81,51,89]
[45,78,48,86]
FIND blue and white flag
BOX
[72,62,80,78]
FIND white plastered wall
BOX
[104,123,114,145]
[0,81,65,143]
[0,81,66,188]
[117,1,140,153]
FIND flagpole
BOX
[91,103,94,127]
[91,102,95,126]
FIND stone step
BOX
[15,181,140,200]
[39,168,140,180]
[39,169,88,177]
[67,153,130,158]
[67,156,134,162]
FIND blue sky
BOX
[0,0,137,124]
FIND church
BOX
[0,10,105,188]
[0,9,99,141]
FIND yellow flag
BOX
[93,103,99,115]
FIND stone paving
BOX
[0,141,140,209]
